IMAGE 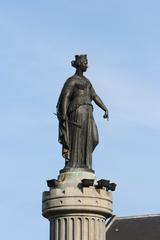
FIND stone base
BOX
[57,168,96,189]
[42,169,113,240]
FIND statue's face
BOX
[79,59,88,72]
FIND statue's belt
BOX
[68,97,92,114]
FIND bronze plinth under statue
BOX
[56,54,109,170]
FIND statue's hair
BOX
[71,54,87,68]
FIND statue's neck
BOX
[75,69,84,77]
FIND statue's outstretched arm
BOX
[93,95,109,120]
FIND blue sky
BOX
[0,0,160,239]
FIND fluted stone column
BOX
[42,169,112,240]
[49,215,106,240]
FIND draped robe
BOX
[56,75,99,169]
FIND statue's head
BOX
[71,54,88,72]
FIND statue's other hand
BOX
[103,110,109,120]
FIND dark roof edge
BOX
[116,213,160,220]
[105,215,117,232]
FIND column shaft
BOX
[50,215,105,240]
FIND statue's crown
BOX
[75,54,87,61]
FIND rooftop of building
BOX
[106,214,160,240]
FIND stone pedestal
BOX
[42,169,113,240]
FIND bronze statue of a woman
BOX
[56,55,108,170]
